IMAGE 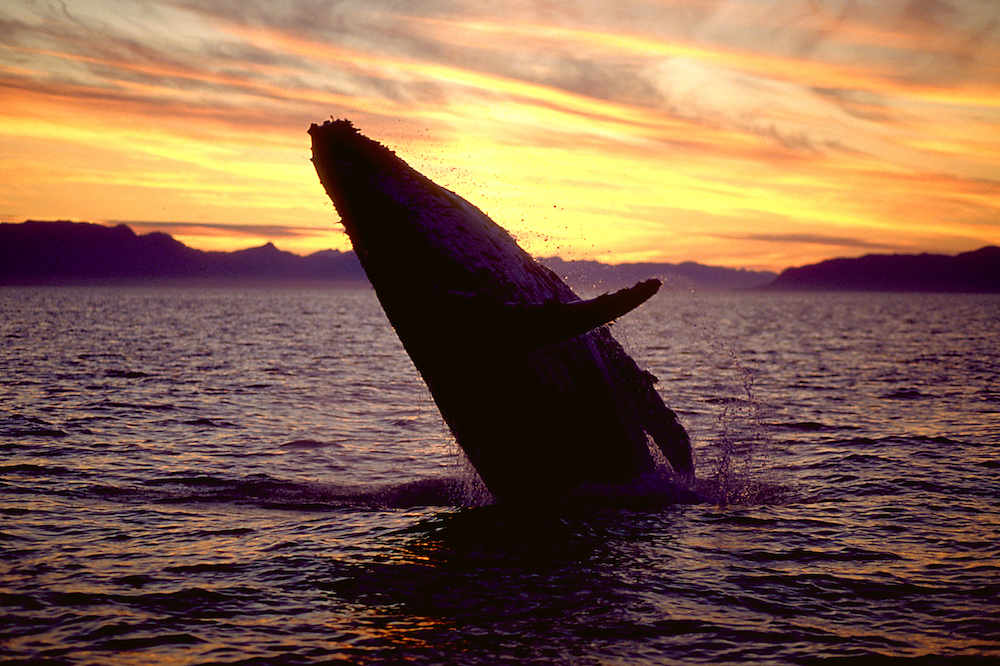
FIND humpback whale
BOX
[309,119,693,503]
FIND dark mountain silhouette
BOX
[7,221,995,292]
[540,256,776,292]
[0,220,367,285]
[1,220,778,290]
[764,246,1000,293]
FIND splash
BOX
[681,291,780,506]
[453,450,495,506]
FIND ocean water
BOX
[2,286,998,665]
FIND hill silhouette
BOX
[0,220,366,285]
[13,221,992,292]
[0,220,777,290]
[764,247,1000,293]
[540,256,776,292]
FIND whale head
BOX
[309,119,550,305]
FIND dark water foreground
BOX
[2,287,998,665]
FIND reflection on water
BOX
[1,287,998,664]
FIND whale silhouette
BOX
[309,119,693,503]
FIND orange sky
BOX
[1,0,998,271]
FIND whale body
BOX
[309,119,693,502]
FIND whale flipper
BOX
[435,278,662,349]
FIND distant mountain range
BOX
[0,220,367,285]
[764,246,1000,293]
[539,256,776,292]
[1,220,997,292]
[0,220,775,290]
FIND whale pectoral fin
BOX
[437,279,661,348]
[564,279,661,331]
[524,278,661,346]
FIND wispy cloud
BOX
[725,232,901,251]
[110,220,327,239]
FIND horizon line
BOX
[8,217,994,273]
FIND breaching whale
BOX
[309,119,693,503]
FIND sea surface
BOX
[2,286,998,665]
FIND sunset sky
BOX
[2,0,998,271]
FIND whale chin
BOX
[310,119,693,503]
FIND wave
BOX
[80,473,473,510]
[54,468,761,512]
